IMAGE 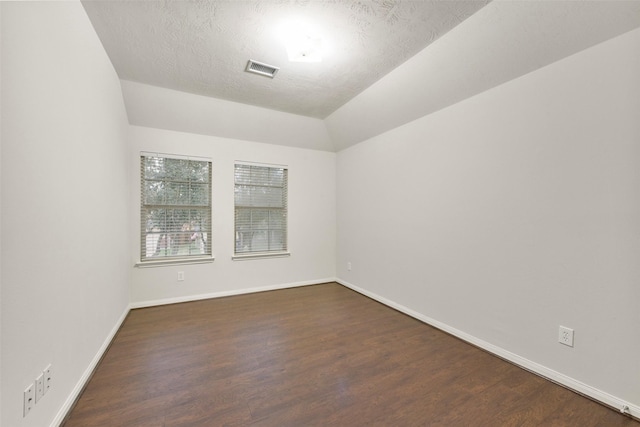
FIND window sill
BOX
[135,256,215,268]
[232,252,290,261]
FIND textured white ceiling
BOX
[325,0,640,149]
[81,0,490,118]
[82,0,640,151]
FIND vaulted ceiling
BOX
[82,0,640,151]
[82,0,489,119]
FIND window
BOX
[140,154,212,264]
[234,163,288,258]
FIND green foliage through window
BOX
[141,155,212,261]
[234,163,288,255]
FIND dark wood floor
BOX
[64,282,637,426]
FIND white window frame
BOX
[233,161,289,260]
[137,152,214,267]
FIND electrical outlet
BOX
[43,364,53,395]
[34,373,44,403]
[559,326,574,347]
[347,262,352,271]
[177,271,184,281]
[24,384,35,417]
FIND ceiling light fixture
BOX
[278,20,324,63]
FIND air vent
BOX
[245,60,279,78]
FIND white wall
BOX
[337,27,640,414]
[1,2,130,426]
[0,3,4,423]
[325,1,640,152]
[129,125,336,305]
[122,80,335,152]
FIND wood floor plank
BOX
[63,283,638,426]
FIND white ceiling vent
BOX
[245,60,279,78]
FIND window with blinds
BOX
[140,154,212,263]
[234,163,288,257]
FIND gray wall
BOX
[1,3,130,426]
[337,27,640,413]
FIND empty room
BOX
[1,1,639,426]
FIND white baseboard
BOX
[130,277,338,309]
[336,278,639,420]
[52,278,637,425]
[50,305,131,427]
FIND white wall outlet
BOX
[44,364,53,395]
[347,262,352,271]
[24,384,35,417]
[177,271,184,281]
[34,373,44,403]
[559,326,574,347]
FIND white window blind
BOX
[234,163,288,256]
[140,155,212,262]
